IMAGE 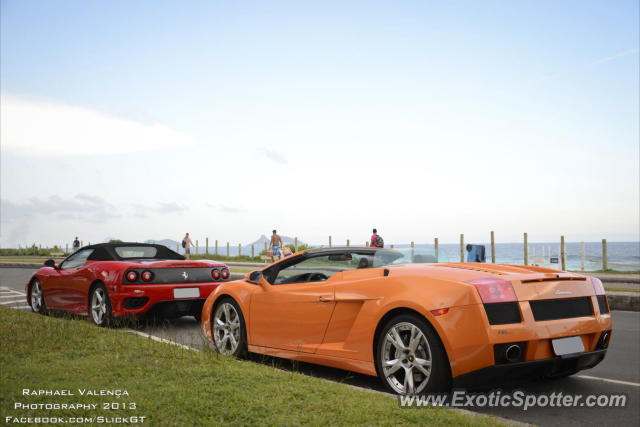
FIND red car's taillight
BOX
[466,277,517,303]
[221,268,230,280]
[126,271,138,282]
[592,277,605,295]
[141,270,153,282]
[211,269,221,281]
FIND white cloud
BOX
[0,93,196,157]
[256,147,287,165]
[156,202,188,213]
[1,194,119,224]
[592,48,639,65]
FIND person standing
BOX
[370,228,384,248]
[269,230,284,260]
[72,237,80,252]
[182,233,195,259]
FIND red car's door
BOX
[48,249,94,312]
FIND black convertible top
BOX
[81,242,185,261]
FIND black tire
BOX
[29,278,47,314]
[211,297,247,358]
[89,283,113,327]
[375,313,451,394]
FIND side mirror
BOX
[44,259,57,268]
[246,271,262,283]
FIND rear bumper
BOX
[452,349,607,389]
[434,302,612,378]
[144,298,206,318]
[108,282,221,317]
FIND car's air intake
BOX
[529,297,593,321]
[484,302,522,325]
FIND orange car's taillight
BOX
[466,277,517,303]
[592,277,605,295]
[430,308,450,316]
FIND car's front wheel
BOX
[212,297,247,357]
[375,313,450,395]
[30,278,47,314]
[90,284,113,327]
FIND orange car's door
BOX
[250,281,336,354]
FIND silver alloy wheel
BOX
[381,321,433,394]
[91,287,108,325]
[213,302,241,355]
[30,280,42,312]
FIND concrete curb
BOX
[592,275,640,284]
[0,262,42,268]
[606,292,640,311]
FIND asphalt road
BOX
[2,267,639,426]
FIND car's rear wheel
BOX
[212,297,247,357]
[90,284,112,327]
[376,313,450,394]
[30,279,46,314]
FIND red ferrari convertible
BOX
[26,242,230,326]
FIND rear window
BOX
[114,246,158,259]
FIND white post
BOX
[581,242,585,271]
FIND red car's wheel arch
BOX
[87,280,107,314]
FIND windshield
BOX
[372,247,449,267]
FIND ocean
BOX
[393,241,640,272]
[199,241,639,272]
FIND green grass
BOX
[0,308,501,426]
[569,270,640,275]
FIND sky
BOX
[1,0,639,248]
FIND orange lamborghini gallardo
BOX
[200,247,611,394]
